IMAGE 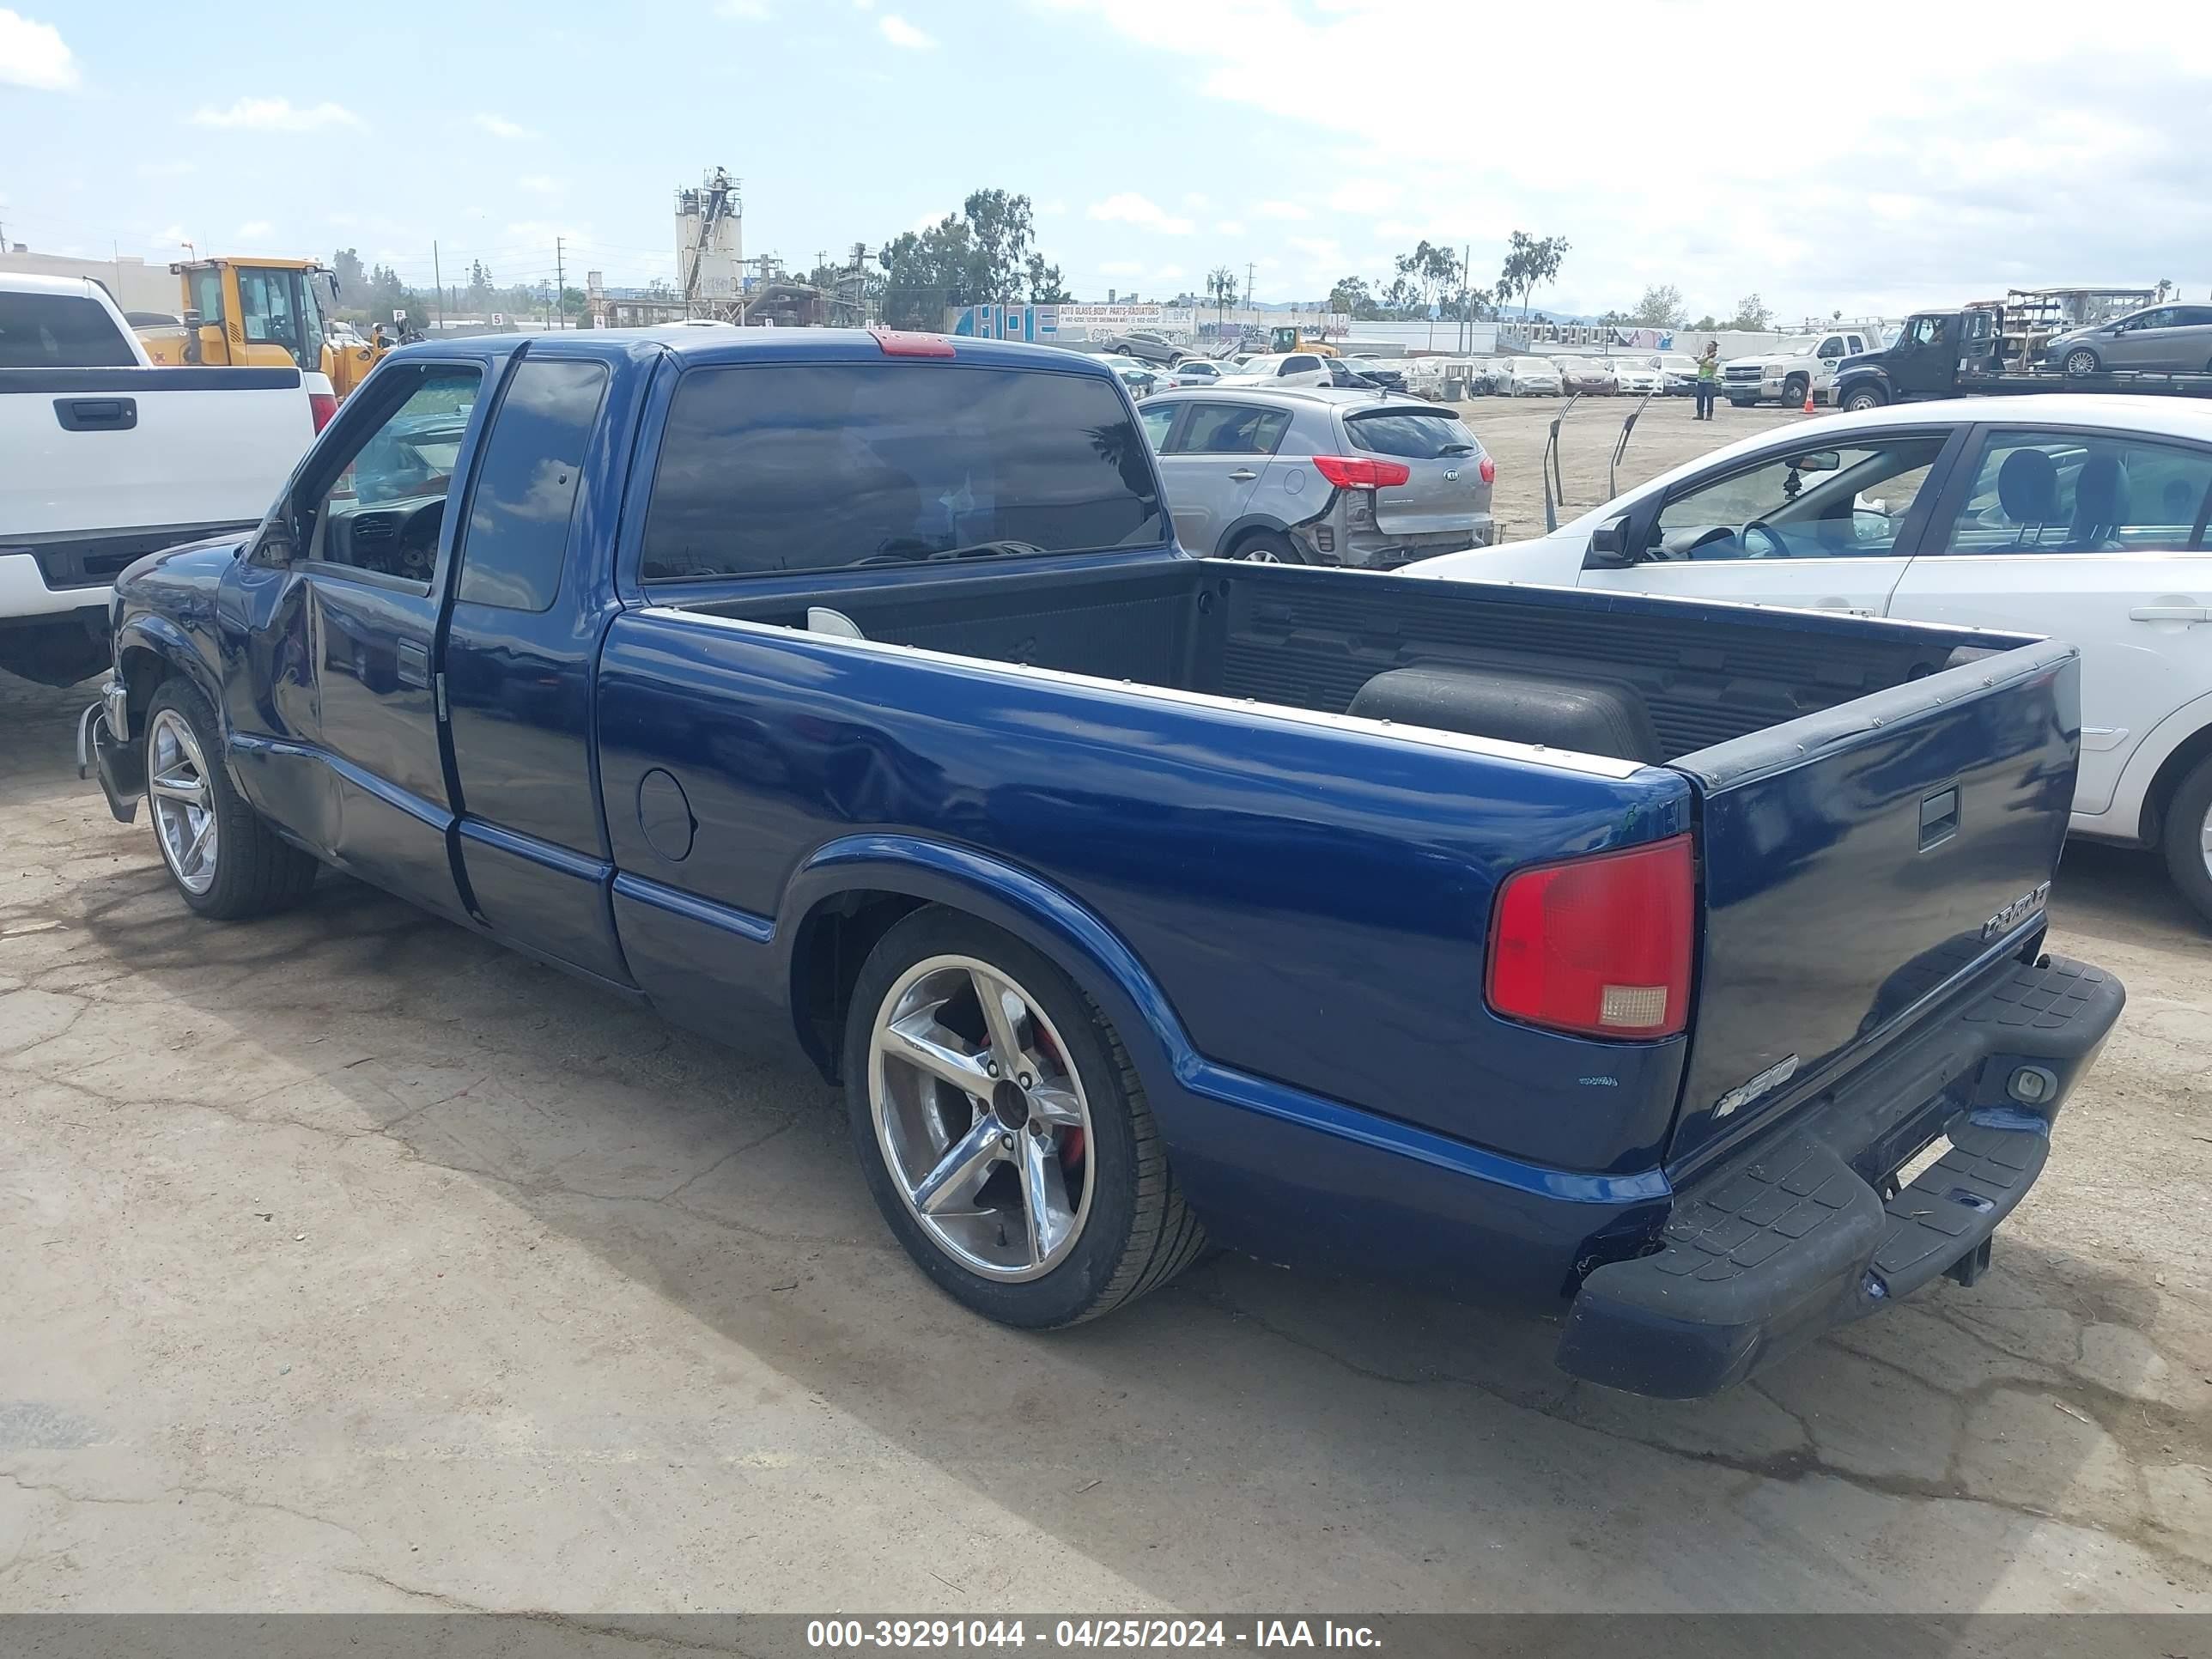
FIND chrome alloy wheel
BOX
[148,707,218,895]
[868,954,1096,1281]
[2200,796,2212,884]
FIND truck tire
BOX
[1783,374,1810,407]
[844,906,1206,1328]
[1840,382,1887,412]
[1231,529,1301,563]
[2063,347,2101,379]
[2160,752,2212,927]
[143,678,319,921]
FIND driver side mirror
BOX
[1583,513,1636,568]
[252,507,299,568]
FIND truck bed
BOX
[650,556,2076,1194]
[678,555,1979,763]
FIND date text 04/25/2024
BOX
[805,1620,1382,1650]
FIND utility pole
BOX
[433,241,445,334]
[555,237,564,331]
[1461,242,1472,353]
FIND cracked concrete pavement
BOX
[3,665,2209,1615]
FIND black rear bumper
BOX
[1557,953,2124,1398]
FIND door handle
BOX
[396,639,431,688]
[2129,605,2210,623]
[1228,469,1259,482]
[1811,600,1876,617]
[53,397,137,432]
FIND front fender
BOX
[1833,366,1891,400]
[782,834,1194,1123]
[112,612,225,740]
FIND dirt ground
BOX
[1451,389,1806,544]
[3,440,2209,1611]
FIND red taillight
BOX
[308,391,338,432]
[868,327,956,358]
[1486,835,1693,1041]
[1478,453,1497,485]
[1310,454,1412,489]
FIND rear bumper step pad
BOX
[1556,954,2123,1399]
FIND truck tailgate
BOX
[1667,637,2079,1170]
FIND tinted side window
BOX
[0,292,135,368]
[1284,356,1318,375]
[457,358,609,611]
[1936,430,2212,554]
[1171,403,1289,455]
[641,363,1165,580]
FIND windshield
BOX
[641,362,1166,580]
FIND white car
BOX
[1650,351,1705,395]
[1608,358,1664,396]
[1496,357,1564,397]
[1407,395,2212,919]
[1221,351,1334,389]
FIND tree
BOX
[1498,231,1570,320]
[1726,293,1773,331]
[877,188,1060,327]
[1024,254,1072,304]
[331,246,366,299]
[1206,264,1238,325]
[1328,276,1382,321]
[958,188,1036,304]
[2155,278,2174,302]
[1691,313,1718,331]
[1629,283,1686,328]
[1390,240,1462,319]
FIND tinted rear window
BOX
[0,291,136,368]
[1346,410,1481,460]
[641,363,1165,580]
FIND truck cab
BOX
[138,258,382,402]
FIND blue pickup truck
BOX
[79,327,2124,1397]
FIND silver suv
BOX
[1139,386,1495,567]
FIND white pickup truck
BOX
[1,272,327,684]
[1722,327,1883,408]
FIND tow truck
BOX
[1834,296,2212,410]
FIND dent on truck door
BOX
[441,351,633,985]
[248,361,483,921]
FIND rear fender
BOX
[2105,688,2212,840]
[781,834,1191,1121]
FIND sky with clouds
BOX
[3,0,2209,320]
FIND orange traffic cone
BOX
[1802,387,1817,414]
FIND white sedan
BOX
[1608,359,1664,395]
[1408,394,2212,920]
